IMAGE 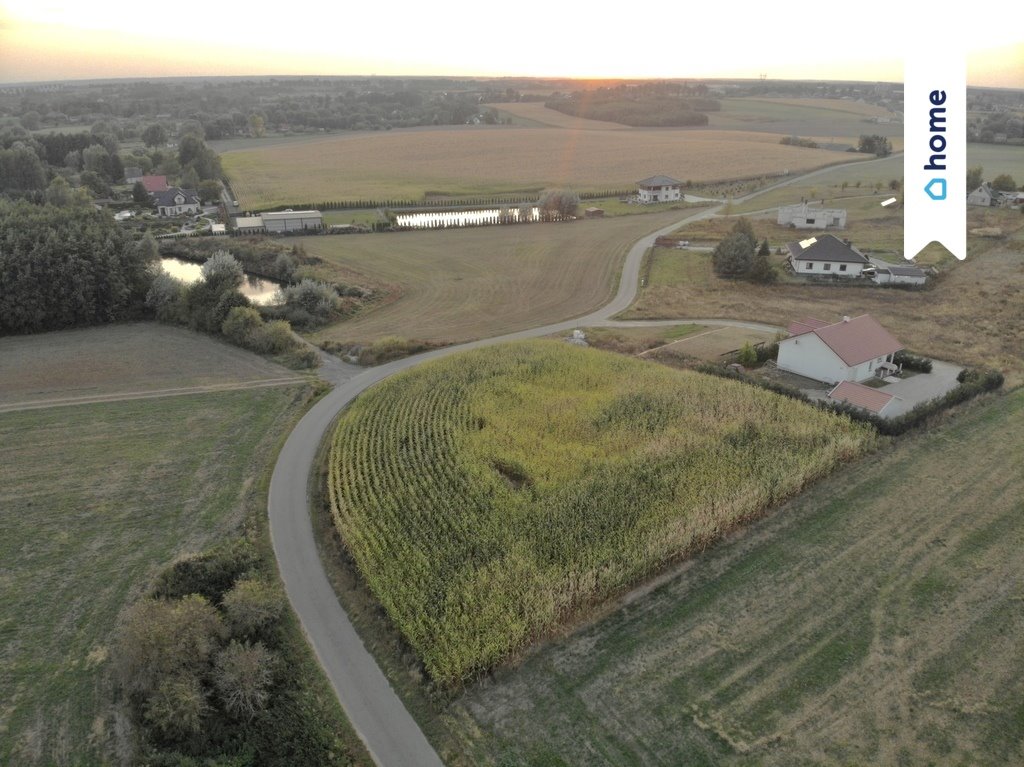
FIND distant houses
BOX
[967,182,1023,208]
[636,175,683,204]
[777,202,847,230]
[786,234,871,277]
[777,314,904,385]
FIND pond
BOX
[159,258,283,306]
[394,206,540,229]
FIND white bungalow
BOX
[776,314,904,385]
[787,234,871,277]
[636,175,682,204]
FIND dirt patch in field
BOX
[0,323,300,408]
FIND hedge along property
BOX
[326,341,877,685]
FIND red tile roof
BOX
[787,316,830,336]
[808,314,903,366]
[828,381,896,414]
[141,175,169,193]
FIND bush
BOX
[221,306,263,349]
[147,271,187,323]
[223,578,285,639]
[212,641,276,720]
[894,350,933,373]
[737,342,757,367]
[151,540,260,604]
[276,278,340,329]
[144,673,209,740]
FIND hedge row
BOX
[256,189,634,214]
[690,361,1004,437]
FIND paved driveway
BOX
[878,359,962,417]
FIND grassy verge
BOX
[0,384,370,766]
[448,388,1024,766]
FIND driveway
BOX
[878,360,963,417]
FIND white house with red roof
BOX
[776,314,904,385]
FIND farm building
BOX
[124,166,143,185]
[261,209,324,233]
[776,314,904,385]
[827,380,900,416]
[787,234,871,277]
[967,182,999,207]
[777,202,847,229]
[873,265,927,286]
[233,215,265,233]
[152,187,201,217]
[636,175,682,204]
[141,175,169,193]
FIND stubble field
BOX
[222,126,868,208]
[300,210,686,346]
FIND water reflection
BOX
[394,206,540,228]
[159,258,282,306]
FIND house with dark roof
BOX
[786,234,871,277]
[776,314,904,384]
[636,175,682,204]
[153,187,201,217]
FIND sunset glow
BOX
[1,2,1020,86]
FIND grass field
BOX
[448,387,1024,767]
[299,211,686,346]
[0,386,311,765]
[327,340,875,685]
[624,209,1024,383]
[708,97,903,146]
[222,126,868,209]
[965,142,1024,181]
[489,102,632,130]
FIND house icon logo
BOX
[925,178,946,200]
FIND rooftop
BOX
[786,233,870,264]
[800,314,904,366]
[828,381,896,414]
[637,175,682,187]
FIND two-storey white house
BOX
[776,314,904,385]
[636,175,683,204]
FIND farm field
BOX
[707,97,903,145]
[222,126,869,209]
[0,385,312,766]
[326,340,876,686]
[0,322,304,410]
[965,142,1024,182]
[489,102,631,130]
[300,211,686,346]
[448,387,1024,767]
[624,209,1024,383]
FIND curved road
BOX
[267,154,895,766]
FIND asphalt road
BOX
[266,154,895,766]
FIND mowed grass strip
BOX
[0,386,309,766]
[327,341,876,685]
[301,211,686,345]
[451,388,1024,767]
[222,126,867,208]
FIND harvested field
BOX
[222,126,869,209]
[623,210,1024,384]
[489,102,631,130]
[327,341,876,685]
[708,97,903,144]
[0,386,312,766]
[449,388,1024,767]
[0,322,302,410]
[300,211,686,346]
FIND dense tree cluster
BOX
[0,200,155,333]
[112,540,353,764]
[711,219,776,284]
[857,134,892,157]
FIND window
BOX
[823,263,832,271]
[805,262,814,270]
[806,218,816,225]
[839,264,847,272]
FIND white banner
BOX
[904,51,966,261]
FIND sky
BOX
[0,2,1022,87]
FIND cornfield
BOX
[327,341,876,685]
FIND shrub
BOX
[144,673,209,740]
[147,271,187,323]
[212,641,276,720]
[737,342,757,367]
[276,278,340,329]
[151,540,260,604]
[223,578,285,639]
[894,350,933,373]
[221,306,263,349]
